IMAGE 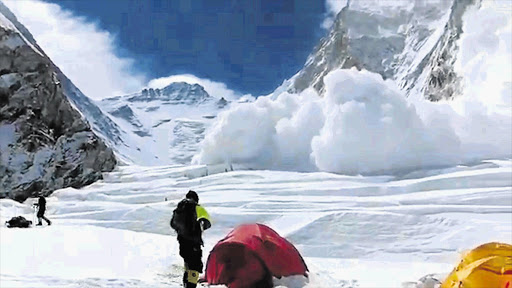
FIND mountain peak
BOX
[126,82,211,104]
[289,0,472,101]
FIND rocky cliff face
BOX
[0,2,116,202]
[290,0,478,101]
[126,82,212,104]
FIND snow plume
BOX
[3,0,144,100]
[411,0,512,163]
[455,0,512,113]
[148,74,248,101]
[446,0,512,160]
[312,71,463,174]
[193,88,324,171]
[195,2,512,175]
[322,0,348,29]
[194,69,461,174]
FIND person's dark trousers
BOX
[37,215,51,225]
[178,236,203,288]
[37,211,51,226]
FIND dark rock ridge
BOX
[0,1,125,148]
[0,2,116,202]
[124,82,212,105]
[414,0,475,101]
[216,97,228,109]
[110,105,143,129]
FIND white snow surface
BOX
[1,160,511,287]
[96,87,230,166]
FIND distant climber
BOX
[170,190,211,288]
[33,196,51,226]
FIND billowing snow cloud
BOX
[3,0,145,100]
[322,0,348,29]
[311,70,462,174]
[194,89,322,171]
[325,0,348,15]
[194,69,463,174]
[194,2,512,175]
[148,74,248,101]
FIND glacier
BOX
[1,160,511,287]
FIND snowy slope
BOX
[97,82,231,166]
[194,1,512,176]
[289,0,476,101]
[1,159,510,287]
[0,1,116,201]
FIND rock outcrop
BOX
[0,2,116,202]
[125,82,212,105]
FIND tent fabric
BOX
[205,223,308,288]
[441,242,512,288]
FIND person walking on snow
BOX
[171,190,211,288]
[33,195,51,226]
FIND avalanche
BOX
[194,1,512,176]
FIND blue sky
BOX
[40,0,328,96]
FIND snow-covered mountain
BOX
[0,1,510,287]
[289,0,477,101]
[0,0,236,179]
[0,1,116,201]
[195,0,511,176]
[97,82,231,165]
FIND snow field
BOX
[1,160,510,287]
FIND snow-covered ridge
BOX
[97,82,232,166]
[0,1,116,201]
[103,82,230,108]
[124,82,211,105]
[289,0,477,101]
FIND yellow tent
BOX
[441,242,512,288]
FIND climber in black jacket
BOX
[171,190,211,288]
[33,196,51,226]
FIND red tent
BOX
[205,223,308,288]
